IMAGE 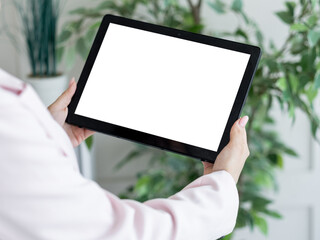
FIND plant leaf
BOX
[308,30,320,47]
[223,233,233,240]
[276,77,286,91]
[85,136,93,149]
[235,28,248,40]
[58,30,72,43]
[262,209,282,219]
[314,71,320,89]
[207,0,226,14]
[56,46,64,63]
[276,11,294,24]
[65,45,76,70]
[306,85,318,103]
[290,23,308,32]
[285,1,296,16]
[231,0,242,12]
[254,215,268,235]
[307,15,318,27]
[76,38,88,59]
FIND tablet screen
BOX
[74,23,250,152]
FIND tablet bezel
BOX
[67,14,261,163]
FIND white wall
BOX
[1,0,319,239]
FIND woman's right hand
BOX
[203,116,250,183]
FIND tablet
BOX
[67,14,261,163]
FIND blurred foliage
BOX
[2,0,61,76]
[61,0,320,238]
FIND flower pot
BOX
[25,74,68,107]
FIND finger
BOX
[84,129,95,139]
[229,116,250,161]
[202,161,213,175]
[230,116,248,145]
[69,78,75,88]
[52,78,76,110]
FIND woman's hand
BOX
[48,79,94,147]
[203,116,250,183]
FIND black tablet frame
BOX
[67,14,261,163]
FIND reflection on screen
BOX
[75,23,250,151]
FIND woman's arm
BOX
[45,77,249,239]
[0,70,249,239]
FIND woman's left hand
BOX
[48,78,94,147]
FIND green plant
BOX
[12,0,60,76]
[61,0,320,238]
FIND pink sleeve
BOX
[0,69,238,240]
[109,171,239,240]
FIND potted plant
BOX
[15,0,67,106]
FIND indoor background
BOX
[0,0,319,239]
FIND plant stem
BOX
[187,0,202,25]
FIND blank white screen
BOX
[75,23,250,151]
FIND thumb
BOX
[230,116,249,145]
[202,161,214,175]
[50,78,76,110]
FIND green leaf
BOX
[311,118,320,139]
[208,0,226,14]
[290,35,305,54]
[85,136,93,149]
[284,147,298,157]
[285,1,296,16]
[306,85,318,103]
[256,30,263,45]
[307,15,318,27]
[58,30,72,43]
[254,215,268,235]
[69,7,87,15]
[314,71,320,89]
[299,0,306,5]
[65,45,76,70]
[254,172,273,188]
[276,11,294,24]
[134,175,150,196]
[289,73,299,92]
[289,101,295,118]
[236,208,253,229]
[231,0,242,12]
[252,196,272,211]
[307,30,320,47]
[89,21,101,31]
[262,209,282,219]
[223,233,233,240]
[235,28,248,40]
[69,8,102,17]
[276,154,284,168]
[76,38,88,59]
[69,20,83,31]
[97,1,118,10]
[56,46,64,63]
[276,77,286,91]
[290,23,308,32]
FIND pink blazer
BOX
[0,69,239,240]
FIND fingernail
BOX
[69,78,75,87]
[239,116,249,128]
